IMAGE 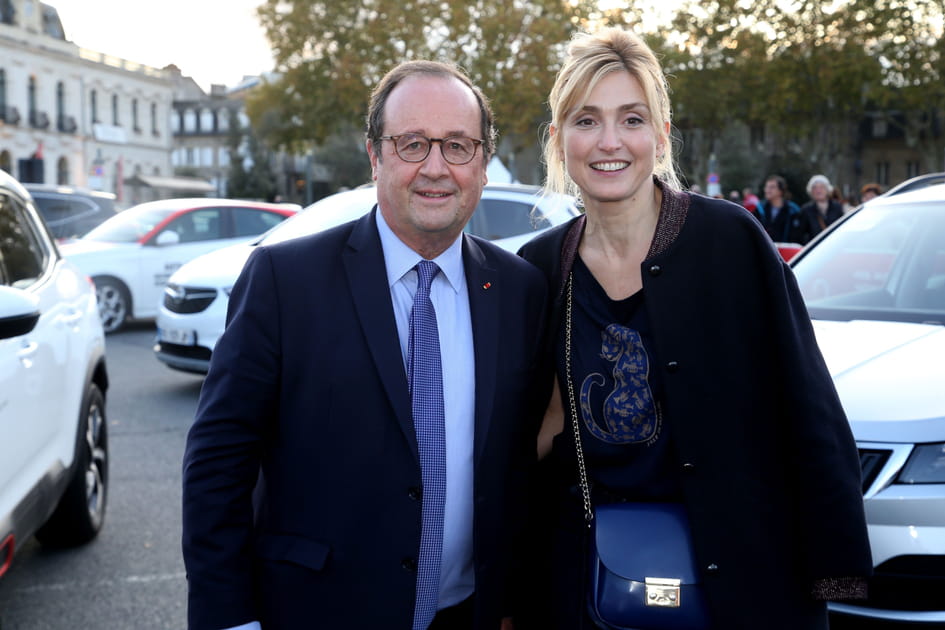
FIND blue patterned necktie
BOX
[409,260,446,630]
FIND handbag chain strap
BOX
[564,272,594,525]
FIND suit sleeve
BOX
[182,247,283,630]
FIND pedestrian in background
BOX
[741,186,761,214]
[756,174,811,243]
[801,174,844,238]
[860,182,883,203]
[517,26,872,630]
[182,60,548,630]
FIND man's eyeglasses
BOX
[379,134,484,165]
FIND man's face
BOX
[367,75,487,258]
[764,179,782,202]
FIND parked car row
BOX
[154,183,581,373]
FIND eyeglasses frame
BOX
[378,134,485,165]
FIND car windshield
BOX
[793,201,945,324]
[82,207,175,243]
[260,189,376,247]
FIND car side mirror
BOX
[155,230,181,246]
[0,286,41,340]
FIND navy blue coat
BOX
[518,186,871,629]
[182,209,548,629]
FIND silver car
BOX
[154,183,580,374]
[791,179,945,624]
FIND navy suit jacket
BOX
[182,209,548,629]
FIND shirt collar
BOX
[375,206,465,293]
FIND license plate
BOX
[158,327,196,345]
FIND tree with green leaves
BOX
[250,0,607,178]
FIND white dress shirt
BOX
[376,209,477,610]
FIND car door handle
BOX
[59,309,84,327]
[17,341,39,365]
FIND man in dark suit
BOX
[182,60,548,630]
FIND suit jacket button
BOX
[648,264,662,276]
[402,558,417,572]
[682,462,696,473]
[408,487,421,501]
[706,563,719,572]
[666,361,679,373]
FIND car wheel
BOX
[94,277,130,333]
[36,384,108,547]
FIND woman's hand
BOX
[537,378,565,460]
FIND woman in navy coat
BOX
[518,27,872,629]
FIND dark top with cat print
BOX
[557,255,682,502]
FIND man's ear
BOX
[367,139,379,180]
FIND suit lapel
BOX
[463,236,499,466]
[343,209,417,462]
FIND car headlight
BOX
[898,443,945,484]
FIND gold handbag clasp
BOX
[645,577,681,608]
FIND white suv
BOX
[0,171,109,578]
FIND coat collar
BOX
[556,177,691,300]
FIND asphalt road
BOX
[0,322,203,629]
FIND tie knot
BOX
[416,260,439,292]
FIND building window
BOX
[151,102,159,136]
[0,69,6,111]
[218,109,230,132]
[906,161,920,180]
[28,76,37,118]
[112,94,119,125]
[91,89,98,123]
[871,118,888,139]
[0,150,11,174]
[184,109,196,133]
[132,98,140,132]
[876,162,890,187]
[57,156,69,185]
[186,147,195,165]
[200,108,214,133]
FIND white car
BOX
[155,183,580,373]
[59,198,300,333]
[0,170,109,579]
[791,178,945,624]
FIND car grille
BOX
[163,284,217,314]
[155,342,212,362]
[862,555,945,611]
[858,448,892,493]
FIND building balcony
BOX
[57,114,78,133]
[29,110,50,129]
[0,105,20,125]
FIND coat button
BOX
[402,558,417,571]
[706,563,719,572]
[666,361,679,373]
[682,462,696,473]
[407,487,421,501]
[648,264,662,276]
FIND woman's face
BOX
[811,182,830,203]
[557,71,663,208]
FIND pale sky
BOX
[50,0,276,91]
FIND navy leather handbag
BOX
[587,503,710,630]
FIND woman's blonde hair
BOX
[543,27,680,197]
